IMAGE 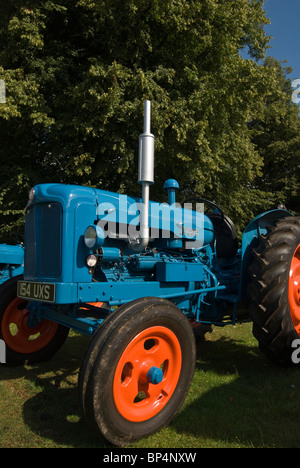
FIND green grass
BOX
[1,322,300,448]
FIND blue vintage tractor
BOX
[0,244,24,286]
[0,243,25,363]
[1,101,299,446]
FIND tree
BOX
[0,0,296,241]
[250,57,300,214]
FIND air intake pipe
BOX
[132,100,154,251]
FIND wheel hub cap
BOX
[113,326,182,422]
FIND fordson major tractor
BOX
[1,101,300,446]
[0,244,23,363]
[0,244,24,363]
[0,244,23,286]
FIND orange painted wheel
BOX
[0,276,69,365]
[1,297,58,354]
[79,297,196,446]
[289,243,300,336]
[113,326,182,422]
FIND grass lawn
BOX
[1,322,300,448]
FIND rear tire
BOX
[248,217,300,366]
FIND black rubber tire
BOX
[78,297,196,446]
[0,275,69,365]
[247,217,300,366]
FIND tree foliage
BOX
[250,57,300,213]
[0,0,299,241]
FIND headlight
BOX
[86,254,98,268]
[84,225,105,250]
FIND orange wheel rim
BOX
[82,302,104,309]
[289,244,300,336]
[113,326,182,422]
[1,297,58,354]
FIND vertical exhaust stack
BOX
[135,100,155,251]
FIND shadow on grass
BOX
[1,328,300,448]
[171,335,300,448]
[0,333,114,448]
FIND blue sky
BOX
[264,0,300,81]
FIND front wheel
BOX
[79,297,196,446]
[0,276,69,365]
[248,217,300,366]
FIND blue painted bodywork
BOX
[0,244,24,285]
[18,181,293,335]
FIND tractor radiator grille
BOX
[24,202,62,279]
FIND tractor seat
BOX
[207,212,239,258]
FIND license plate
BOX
[17,281,55,303]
